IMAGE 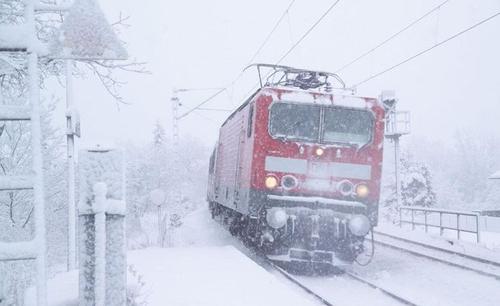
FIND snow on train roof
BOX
[261,86,381,109]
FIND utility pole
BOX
[167,87,227,241]
[381,91,410,208]
[65,59,79,271]
[170,90,181,246]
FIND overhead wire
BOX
[235,0,344,110]
[275,0,342,65]
[177,87,227,119]
[334,0,451,74]
[352,10,500,87]
[178,0,299,118]
[246,0,297,66]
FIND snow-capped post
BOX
[93,182,107,306]
[79,147,127,306]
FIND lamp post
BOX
[45,0,128,271]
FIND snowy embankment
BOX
[376,223,500,262]
[26,209,319,306]
[295,223,500,306]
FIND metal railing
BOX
[399,206,481,243]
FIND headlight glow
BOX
[355,184,370,198]
[315,147,324,156]
[265,176,279,189]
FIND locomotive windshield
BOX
[269,103,320,141]
[322,107,373,145]
[269,102,373,146]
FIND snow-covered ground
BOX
[349,244,500,306]
[377,223,500,260]
[25,207,500,306]
[26,209,320,306]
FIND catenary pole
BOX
[170,90,181,246]
[394,136,401,207]
[66,59,77,271]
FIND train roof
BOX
[221,86,382,128]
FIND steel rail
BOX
[373,235,500,281]
[374,230,500,267]
[340,270,418,306]
[260,254,417,306]
[212,212,417,306]
[266,260,335,306]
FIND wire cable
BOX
[178,1,298,117]
[247,0,297,66]
[352,10,500,87]
[335,0,451,74]
[276,0,342,64]
[177,87,227,119]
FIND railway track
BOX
[219,215,419,305]
[339,269,417,306]
[259,255,417,306]
[372,230,500,280]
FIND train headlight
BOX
[265,176,279,189]
[281,175,298,190]
[355,184,370,198]
[348,215,371,236]
[315,147,324,156]
[266,208,287,229]
[337,180,354,196]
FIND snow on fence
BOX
[399,206,481,243]
[78,148,126,306]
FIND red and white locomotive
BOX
[207,64,385,265]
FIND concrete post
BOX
[78,148,126,306]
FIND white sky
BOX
[50,0,500,148]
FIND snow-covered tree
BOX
[381,154,436,222]
[406,132,500,210]
[126,124,209,248]
[0,1,145,302]
[0,96,67,305]
[152,121,166,147]
[400,159,436,208]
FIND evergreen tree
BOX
[381,156,436,222]
[152,121,166,147]
[400,160,436,208]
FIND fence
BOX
[399,206,481,243]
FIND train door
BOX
[233,115,246,209]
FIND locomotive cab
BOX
[208,64,385,266]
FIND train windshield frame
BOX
[321,107,374,146]
[268,102,374,146]
[268,102,321,142]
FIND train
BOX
[207,64,385,266]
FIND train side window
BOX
[247,104,254,138]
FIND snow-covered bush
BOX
[406,132,500,210]
[125,122,209,249]
[126,265,148,306]
[381,155,436,222]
